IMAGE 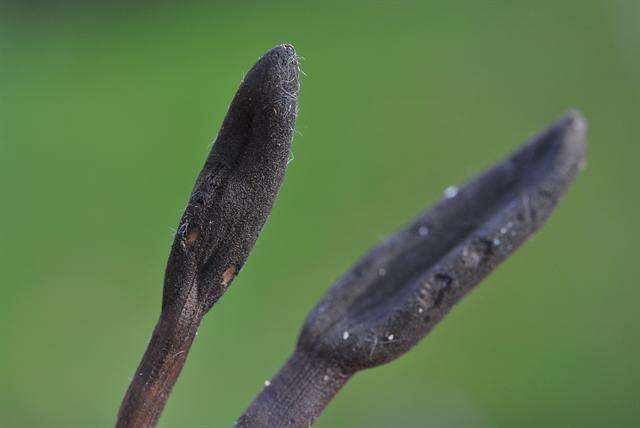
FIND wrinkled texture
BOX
[238,112,587,427]
[117,44,299,428]
[164,43,299,315]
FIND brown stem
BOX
[117,288,203,427]
[236,351,351,427]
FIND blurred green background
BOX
[1,1,638,427]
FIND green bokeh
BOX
[1,1,638,427]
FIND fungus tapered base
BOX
[237,351,351,427]
[116,307,203,428]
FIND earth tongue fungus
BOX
[116,44,586,428]
[116,44,299,428]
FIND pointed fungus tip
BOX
[563,109,587,131]
[528,110,587,183]
[556,110,587,149]
[297,111,588,372]
[247,43,299,88]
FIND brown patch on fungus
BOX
[185,230,199,246]
[222,265,237,285]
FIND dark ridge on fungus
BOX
[237,111,586,427]
[300,111,586,370]
[164,43,299,314]
[116,44,299,428]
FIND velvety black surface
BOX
[238,112,586,427]
[116,44,299,428]
[163,43,299,315]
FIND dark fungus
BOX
[113,43,587,428]
[237,111,587,427]
[116,44,299,428]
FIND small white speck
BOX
[323,375,329,381]
[444,185,459,198]
[387,334,394,340]
[500,227,507,234]
[418,226,429,237]
[378,268,386,277]
[493,238,501,246]
[342,331,350,340]
[264,380,271,386]
[418,307,424,313]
